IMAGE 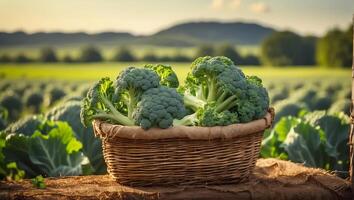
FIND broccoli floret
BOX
[181,56,269,125]
[183,56,248,112]
[80,77,134,127]
[144,64,179,88]
[174,104,239,127]
[235,77,269,122]
[133,86,186,129]
[197,105,239,127]
[113,67,160,118]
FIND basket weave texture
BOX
[93,108,274,186]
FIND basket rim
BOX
[93,108,274,140]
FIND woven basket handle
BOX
[265,107,275,128]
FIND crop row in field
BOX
[0,63,350,82]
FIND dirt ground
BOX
[0,158,352,200]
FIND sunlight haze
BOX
[0,0,353,35]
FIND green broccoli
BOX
[113,67,160,118]
[197,104,239,127]
[134,86,186,129]
[80,77,135,127]
[144,64,179,88]
[183,56,248,113]
[180,56,269,125]
[81,67,185,130]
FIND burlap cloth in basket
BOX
[93,109,274,140]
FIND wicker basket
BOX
[93,108,274,186]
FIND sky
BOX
[0,0,353,36]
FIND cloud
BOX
[210,0,241,10]
[210,0,225,10]
[249,2,270,13]
[230,0,241,9]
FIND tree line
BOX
[261,25,352,67]
[0,25,352,67]
[0,45,259,65]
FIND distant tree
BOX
[39,47,58,62]
[170,53,192,62]
[261,31,316,66]
[112,47,136,62]
[62,55,75,63]
[0,54,11,63]
[301,36,317,65]
[141,52,158,62]
[316,27,352,67]
[240,55,260,65]
[215,44,242,64]
[79,46,103,62]
[159,56,172,62]
[14,53,32,63]
[194,45,215,58]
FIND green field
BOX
[0,63,350,84]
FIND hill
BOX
[0,21,275,47]
[154,21,274,45]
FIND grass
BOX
[0,63,351,85]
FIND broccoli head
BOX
[113,67,160,118]
[181,56,269,125]
[235,76,269,122]
[133,86,186,129]
[80,77,134,127]
[183,56,248,113]
[144,64,179,88]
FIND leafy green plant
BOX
[261,110,349,172]
[0,132,25,180]
[31,175,46,189]
[46,101,106,174]
[1,120,84,179]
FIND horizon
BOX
[0,20,286,36]
[0,0,352,36]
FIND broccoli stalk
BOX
[183,93,206,111]
[97,96,134,126]
[123,88,139,119]
[80,77,135,127]
[173,113,198,126]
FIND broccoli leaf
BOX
[281,122,325,167]
[29,124,83,177]
[47,101,106,174]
